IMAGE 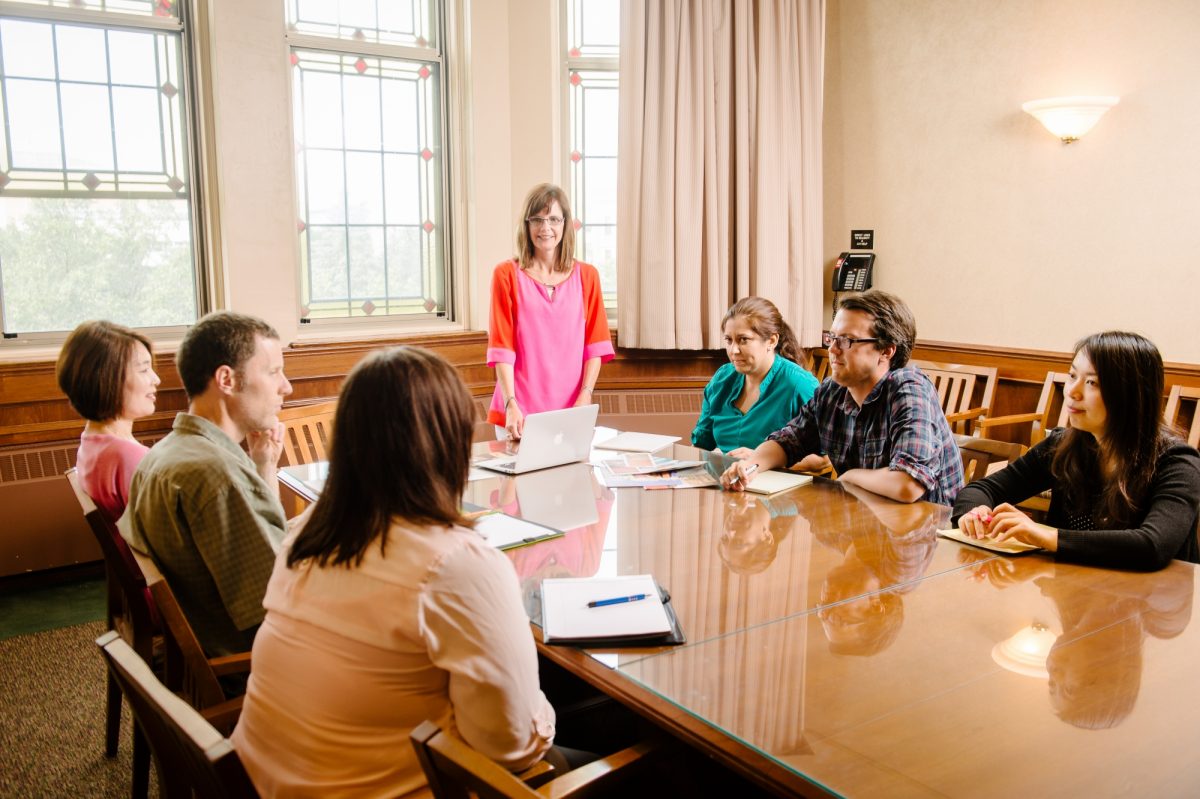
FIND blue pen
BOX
[587,594,649,608]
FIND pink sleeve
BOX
[114,439,149,507]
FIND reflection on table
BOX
[618,556,1199,797]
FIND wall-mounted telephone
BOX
[832,252,875,292]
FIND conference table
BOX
[279,441,1200,798]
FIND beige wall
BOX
[823,0,1200,362]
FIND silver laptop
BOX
[476,404,599,475]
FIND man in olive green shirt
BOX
[122,312,293,656]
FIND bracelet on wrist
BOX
[581,385,594,393]
[504,396,516,408]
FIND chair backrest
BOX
[277,400,336,467]
[911,360,999,435]
[1030,371,1070,446]
[1164,385,1200,448]
[95,631,258,799]
[955,435,1026,483]
[129,549,233,711]
[806,347,830,382]
[65,469,159,656]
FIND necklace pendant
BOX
[547,286,555,299]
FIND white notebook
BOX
[743,470,813,495]
[937,527,1042,554]
[541,575,672,643]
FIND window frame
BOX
[283,0,467,333]
[0,0,212,348]
[561,0,618,320]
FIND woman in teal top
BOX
[692,297,819,453]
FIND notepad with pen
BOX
[539,574,686,647]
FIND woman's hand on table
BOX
[505,400,525,441]
[961,503,1058,552]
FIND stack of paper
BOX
[742,470,813,495]
[474,513,563,550]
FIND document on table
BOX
[593,432,680,453]
[541,574,678,644]
[743,470,813,495]
[474,513,563,550]
[937,527,1042,554]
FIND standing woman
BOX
[233,347,555,796]
[56,321,160,522]
[954,331,1200,570]
[488,183,614,439]
[692,297,819,453]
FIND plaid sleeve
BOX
[885,372,955,493]
[766,394,823,466]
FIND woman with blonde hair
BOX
[487,183,613,440]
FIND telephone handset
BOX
[832,252,875,292]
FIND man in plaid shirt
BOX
[721,290,964,506]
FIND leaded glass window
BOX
[566,0,618,311]
[0,0,199,336]
[287,0,446,321]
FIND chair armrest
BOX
[975,411,1042,430]
[209,651,251,677]
[944,406,986,425]
[519,760,556,788]
[200,696,244,733]
[538,740,661,799]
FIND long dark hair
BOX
[287,346,476,569]
[721,296,803,365]
[1051,331,1174,527]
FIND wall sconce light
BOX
[1021,95,1119,143]
[992,621,1056,678]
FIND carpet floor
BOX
[0,620,158,797]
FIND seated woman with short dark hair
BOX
[953,331,1200,570]
[232,346,555,797]
[56,320,160,522]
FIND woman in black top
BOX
[953,331,1200,571]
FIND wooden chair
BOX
[96,631,257,799]
[411,721,658,799]
[277,400,336,467]
[973,371,1069,448]
[911,360,999,435]
[1164,385,1200,448]
[65,468,157,799]
[805,347,829,382]
[129,549,251,733]
[955,435,1026,483]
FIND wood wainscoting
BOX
[4,332,1199,578]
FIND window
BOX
[0,0,200,338]
[565,0,618,311]
[286,0,448,322]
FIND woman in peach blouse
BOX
[233,347,555,798]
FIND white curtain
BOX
[617,0,825,349]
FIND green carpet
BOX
[0,577,107,641]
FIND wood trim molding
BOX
[6,332,1195,449]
